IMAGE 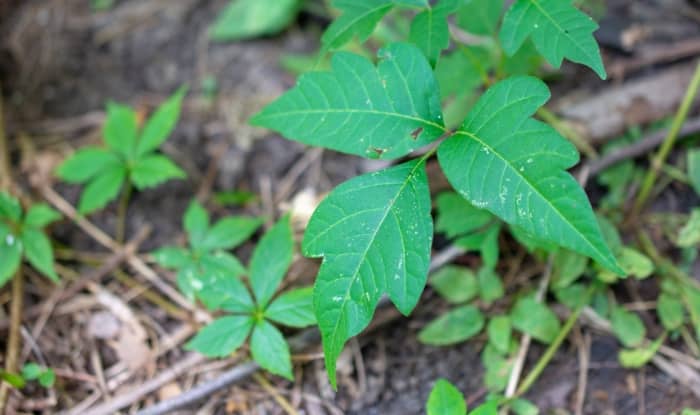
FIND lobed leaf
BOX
[249,215,294,308]
[250,320,293,380]
[136,87,186,157]
[499,0,606,78]
[426,379,467,415]
[252,43,445,160]
[409,0,459,67]
[437,76,621,274]
[303,160,432,387]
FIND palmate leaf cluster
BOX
[0,192,61,287]
[56,88,187,214]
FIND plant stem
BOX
[116,181,132,244]
[0,269,24,412]
[633,59,700,216]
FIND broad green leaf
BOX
[487,315,511,354]
[56,148,120,184]
[103,102,138,156]
[435,192,493,239]
[265,287,316,328]
[478,266,504,303]
[0,192,22,222]
[678,209,700,248]
[551,249,587,289]
[186,316,253,357]
[409,0,459,67]
[250,320,293,380]
[249,215,294,308]
[610,307,645,348]
[184,200,210,249]
[136,87,186,157]
[38,369,56,388]
[21,363,42,380]
[198,274,254,312]
[130,155,186,190]
[470,401,498,415]
[499,0,606,79]
[419,305,485,346]
[176,264,202,300]
[657,293,684,331]
[78,165,127,214]
[152,246,192,269]
[619,336,664,368]
[511,297,560,343]
[199,252,247,281]
[303,160,432,387]
[251,43,445,160]
[21,228,58,282]
[430,265,478,304]
[321,0,394,52]
[426,379,467,415]
[201,216,262,251]
[502,40,543,76]
[689,149,700,196]
[511,398,539,415]
[614,247,653,279]
[0,225,22,287]
[438,76,621,274]
[210,0,301,41]
[456,0,503,36]
[24,204,61,228]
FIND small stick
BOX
[0,270,24,412]
[252,373,300,415]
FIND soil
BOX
[1,0,700,414]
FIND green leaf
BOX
[250,320,293,380]
[103,102,138,156]
[554,283,588,309]
[78,165,127,214]
[199,252,247,280]
[201,216,262,251]
[21,363,42,380]
[419,305,485,346]
[478,266,504,303]
[251,43,445,160]
[435,192,493,239]
[437,76,620,274]
[511,398,539,415]
[152,246,192,269]
[186,316,253,357]
[618,335,664,368]
[551,249,588,289]
[21,228,58,281]
[487,315,512,354]
[482,346,512,391]
[610,306,645,348]
[38,369,56,388]
[689,149,700,196]
[24,204,61,228]
[136,87,186,156]
[678,209,700,248]
[210,0,301,41]
[265,287,316,328]
[0,192,22,222]
[657,293,684,331]
[0,370,25,388]
[249,215,294,308]
[321,0,394,52]
[426,379,467,415]
[130,155,186,190]
[455,223,501,268]
[198,274,254,312]
[469,401,498,415]
[615,247,653,279]
[303,160,432,387]
[456,0,503,36]
[0,225,22,287]
[409,0,459,67]
[511,297,560,343]
[56,148,120,184]
[500,0,606,79]
[430,265,478,304]
[184,200,210,249]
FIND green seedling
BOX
[0,192,61,287]
[185,216,316,380]
[21,363,55,388]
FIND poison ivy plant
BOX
[0,192,61,287]
[210,0,302,41]
[56,87,187,214]
[186,216,315,379]
[152,200,261,301]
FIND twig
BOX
[574,328,590,415]
[0,84,10,190]
[115,181,132,244]
[125,244,466,415]
[0,269,23,412]
[633,59,700,215]
[252,373,299,415]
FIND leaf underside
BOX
[437,76,620,273]
[500,0,606,79]
[303,160,433,387]
[251,43,445,160]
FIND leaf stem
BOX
[633,59,700,215]
[0,268,24,412]
[116,180,132,244]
